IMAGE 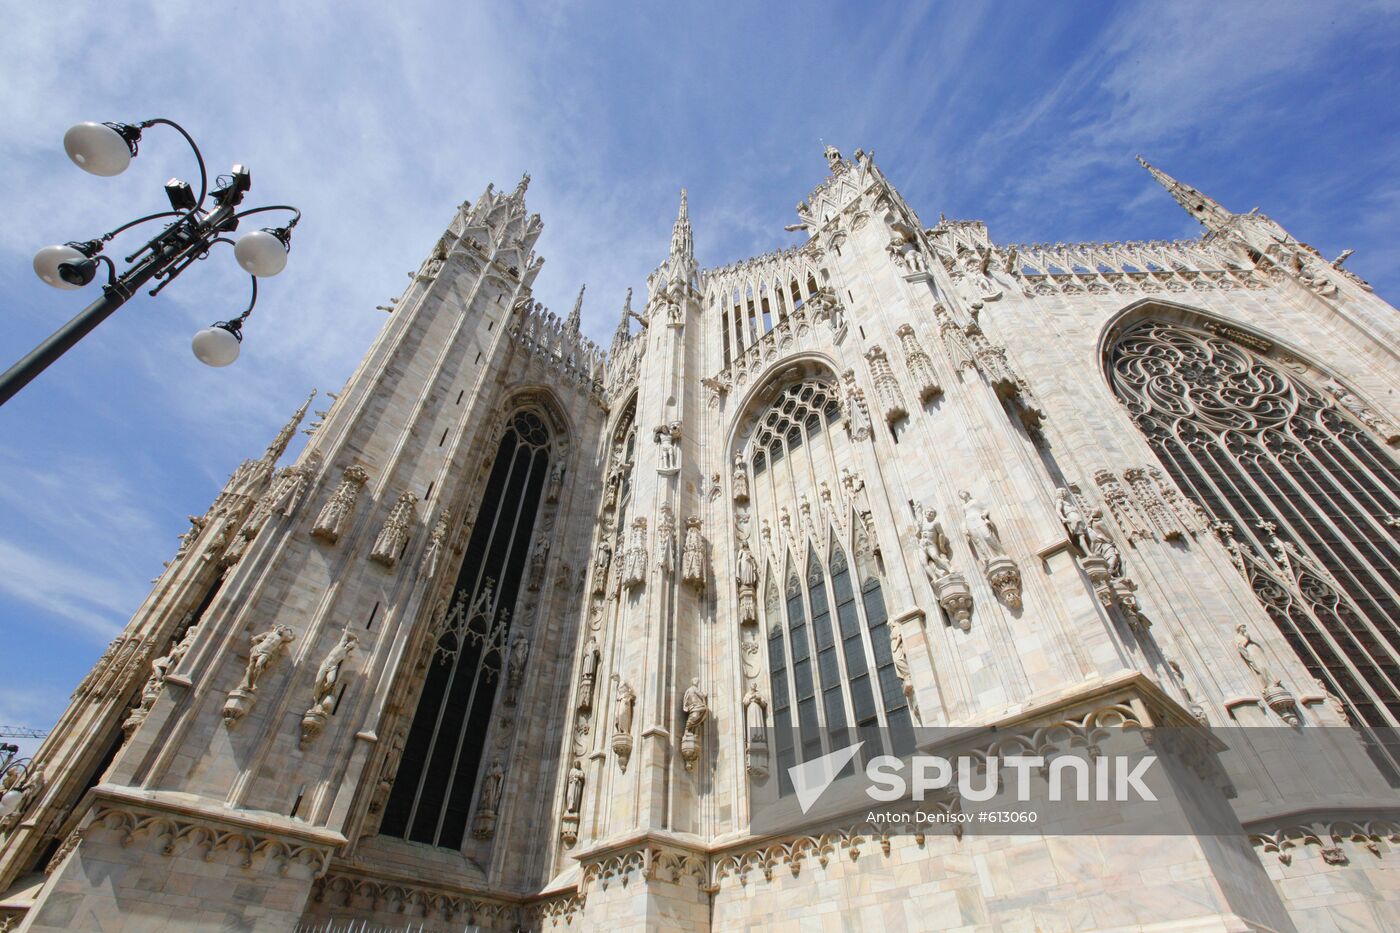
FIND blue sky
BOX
[2,1,1398,754]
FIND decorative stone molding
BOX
[420,509,450,580]
[311,464,370,544]
[1123,467,1179,540]
[311,869,516,927]
[622,518,647,591]
[895,323,942,402]
[1324,379,1400,444]
[1094,469,1152,544]
[80,798,336,878]
[369,490,418,567]
[840,368,872,441]
[864,345,907,423]
[1249,819,1400,865]
[1148,467,1211,536]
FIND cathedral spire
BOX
[262,389,315,466]
[566,284,584,335]
[1137,156,1233,232]
[513,172,531,201]
[670,188,694,265]
[612,288,633,348]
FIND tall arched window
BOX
[380,410,554,849]
[1108,318,1400,735]
[745,375,913,797]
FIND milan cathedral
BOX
[3,148,1399,931]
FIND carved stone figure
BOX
[1086,509,1124,577]
[742,683,769,778]
[564,760,585,814]
[368,729,406,816]
[623,518,648,590]
[122,622,199,738]
[1055,487,1093,554]
[682,517,706,589]
[732,455,749,502]
[546,462,565,503]
[841,369,872,441]
[312,465,370,544]
[592,537,612,595]
[370,490,418,567]
[889,623,920,721]
[656,506,676,575]
[654,422,681,474]
[917,506,953,579]
[579,636,601,711]
[301,629,358,747]
[223,624,295,725]
[527,537,550,591]
[1235,623,1276,689]
[959,490,1005,561]
[506,635,529,706]
[420,510,450,579]
[680,678,709,772]
[613,680,636,736]
[736,538,759,624]
[479,758,505,813]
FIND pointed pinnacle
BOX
[1136,155,1231,231]
[264,389,316,464]
[566,284,584,333]
[678,188,689,222]
[514,172,531,199]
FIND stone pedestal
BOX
[984,555,1023,609]
[932,572,974,630]
[220,687,256,726]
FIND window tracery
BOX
[380,410,554,849]
[1108,319,1400,739]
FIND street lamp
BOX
[0,118,302,407]
[0,746,30,823]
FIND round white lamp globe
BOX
[63,122,133,177]
[0,788,23,818]
[33,245,87,289]
[191,325,242,367]
[234,230,288,277]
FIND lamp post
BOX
[0,119,302,407]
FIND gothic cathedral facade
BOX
[3,149,1400,931]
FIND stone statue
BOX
[238,624,295,694]
[623,518,648,589]
[301,630,358,746]
[370,490,418,568]
[959,490,1005,562]
[420,510,450,579]
[917,506,953,578]
[1054,488,1092,554]
[743,683,767,736]
[735,537,760,623]
[527,537,550,591]
[1235,623,1277,688]
[1086,508,1123,577]
[682,678,709,736]
[681,518,706,588]
[613,680,636,735]
[312,465,370,544]
[732,455,749,501]
[124,622,199,738]
[579,636,601,710]
[565,760,585,814]
[506,635,529,705]
[655,422,681,474]
[479,758,505,813]
[546,462,565,503]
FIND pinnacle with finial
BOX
[263,389,316,465]
[613,288,633,343]
[566,284,584,334]
[1136,155,1232,231]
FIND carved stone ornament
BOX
[1324,379,1400,444]
[527,537,550,591]
[578,636,601,712]
[611,679,636,772]
[546,461,565,503]
[223,624,295,726]
[933,572,974,631]
[311,464,370,544]
[300,629,358,748]
[841,368,872,441]
[1123,467,1178,540]
[680,678,709,772]
[505,635,529,707]
[370,490,418,568]
[1094,469,1151,544]
[865,345,907,423]
[732,455,749,502]
[592,536,613,595]
[889,623,920,723]
[681,517,706,590]
[656,505,676,575]
[896,323,942,402]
